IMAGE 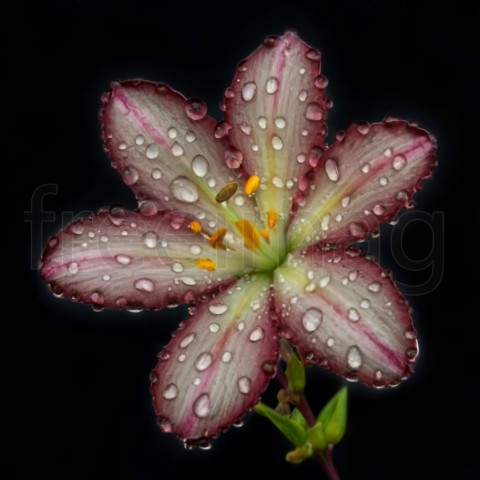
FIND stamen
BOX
[244,175,260,195]
[209,227,227,249]
[195,258,216,271]
[267,210,278,229]
[235,219,260,250]
[260,229,270,241]
[189,220,203,234]
[215,182,238,203]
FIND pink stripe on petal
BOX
[224,32,330,218]
[273,248,417,387]
[151,274,278,442]
[289,121,436,249]
[40,208,252,310]
[101,80,258,229]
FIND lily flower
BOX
[40,32,436,446]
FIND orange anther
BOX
[244,175,260,195]
[267,210,278,229]
[195,258,216,271]
[235,219,260,250]
[209,227,227,249]
[189,220,203,234]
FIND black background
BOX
[9,0,480,478]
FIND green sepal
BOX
[285,350,306,393]
[307,421,327,451]
[317,387,348,445]
[255,403,307,447]
[285,444,313,464]
[290,408,308,430]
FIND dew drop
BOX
[265,76,279,94]
[348,270,358,281]
[171,262,184,273]
[178,354,186,362]
[242,82,257,101]
[167,127,177,139]
[190,245,201,255]
[378,176,389,186]
[257,116,267,129]
[209,322,220,333]
[118,142,127,151]
[209,304,228,315]
[298,90,307,102]
[195,352,213,371]
[162,383,178,400]
[372,204,386,216]
[214,120,232,139]
[360,299,371,309]
[145,143,160,160]
[170,176,199,203]
[171,143,184,157]
[327,337,335,347]
[180,333,196,348]
[392,154,406,170]
[237,321,245,331]
[157,418,172,433]
[361,163,370,173]
[151,168,162,179]
[139,200,158,217]
[123,166,139,185]
[275,117,286,129]
[185,130,196,143]
[302,308,323,332]
[180,276,196,286]
[296,153,306,164]
[368,281,382,293]
[185,98,207,120]
[305,102,324,121]
[305,48,321,60]
[191,155,209,177]
[383,148,392,157]
[102,274,111,281]
[249,327,264,342]
[240,121,252,135]
[319,276,331,288]
[356,122,370,135]
[314,74,329,89]
[271,176,284,188]
[67,262,79,275]
[224,147,243,169]
[349,222,366,237]
[237,376,252,394]
[115,254,131,265]
[347,345,363,369]
[134,278,155,292]
[347,308,360,322]
[325,158,339,182]
[192,393,210,418]
[271,135,283,150]
[221,351,232,363]
[321,214,330,231]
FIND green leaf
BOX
[307,422,327,451]
[255,403,307,447]
[285,350,306,393]
[317,387,348,445]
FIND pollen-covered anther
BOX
[215,182,238,203]
[189,220,203,234]
[195,258,216,271]
[244,175,260,195]
[235,219,260,250]
[260,229,270,241]
[267,210,278,229]
[209,227,228,249]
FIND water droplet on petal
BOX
[224,147,243,169]
[170,176,199,203]
[314,74,329,89]
[68,262,79,275]
[305,102,324,121]
[221,351,232,363]
[325,158,339,182]
[356,122,370,135]
[123,166,139,185]
[319,276,331,288]
[327,337,335,347]
[115,254,131,265]
[190,245,201,255]
[167,127,177,139]
[209,304,228,315]
[360,299,371,309]
[298,90,307,102]
[347,345,362,369]
[143,231,158,249]
[347,308,360,322]
[193,393,210,418]
[191,155,209,177]
[151,168,162,179]
[139,200,158,217]
[240,121,252,135]
[171,143,184,157]
[392,154,407,170]
[185,98,207,120]
[275,116,286,129]
[242,82,257,101]
[209,322,220,333]
[214,121,232,139]
[249,327,264,342]
[379,176,389,186]
[372,204,386,216]
[162,383,178,400]
[383,148,392,157]
[305,48,321,60]
[134,134,145,145]
[257,116,267,129]
[134,278,155,292]
[180,333,196,348]
[349,222,367,237]
[195,352,213,371]
[146,143,160,159]
[361,163,370,173]
[237,376,251,394]
[157,417,173,433]
[271,135,283,150]
[171,262,184,273]
[118,142,127,151]
[368,281,382,293]
[302,308,323,332]
[233,194,245,206]
[265,76,279,94]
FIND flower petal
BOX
[288,121,436,250]
[273,248,417,386]
[40,208,255,310]
[224,32,330,224]
[101,80,258,231]
[151,273,278,442]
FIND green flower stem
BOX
[275,369,342,480]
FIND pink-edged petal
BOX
[151,273,278,442]
[101,80,258,230]
[273,248,417,386]
[224,32,330,219]
[40,208,255,310]
[288,121,436,250]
